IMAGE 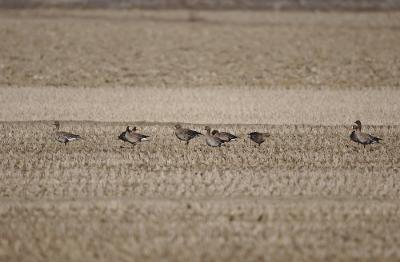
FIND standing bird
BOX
[53,121,82,145]
[350,120,382,148]
[205,126,224,147]
[174,124,202,145]
[212,129,238,143]
[248,132,270,146]
[118,126,150,148]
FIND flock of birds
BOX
[53,120,382,148]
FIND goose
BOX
[53,121,82,145]
[350,120,382,148]
[212,129,238,143]
[174,124,202,145]
[118,126,150,147]
[248,132,270,146]
[205,126,224,147]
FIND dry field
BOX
[1,9,400,262]
[0,9,400,89]
[1,121,400,261]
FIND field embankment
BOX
[1,87,400,124]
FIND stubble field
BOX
[0,9,400,262]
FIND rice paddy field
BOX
[1,9,400,262]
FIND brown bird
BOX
[118,126,150,147]
[248,132,270,146]
[212,129,238,143]
[350,120,382,148]
[53,121,82,145]
[174,124,202,145]
[205,126,224,147]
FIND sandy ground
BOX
[1,9,400,262]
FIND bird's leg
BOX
[186,141,189,146]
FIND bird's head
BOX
[354,120,362,130]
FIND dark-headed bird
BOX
[212,129,238,143]
[118,126,150,147]
[174,124,202,145]
[350,120,382,148]
[205,126,224,147]
[53,121,82,145]
[248,132,270,146]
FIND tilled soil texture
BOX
[1,122,399,199]
[0,9,399,89]
[1,122,400,261]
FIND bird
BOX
[118,126,150,147]
[350,120,382,148]
[248,131,270,146]
[53,121,82,145]
[174,124,202,145]
[205,126,224,147]
[211,129,238,143]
